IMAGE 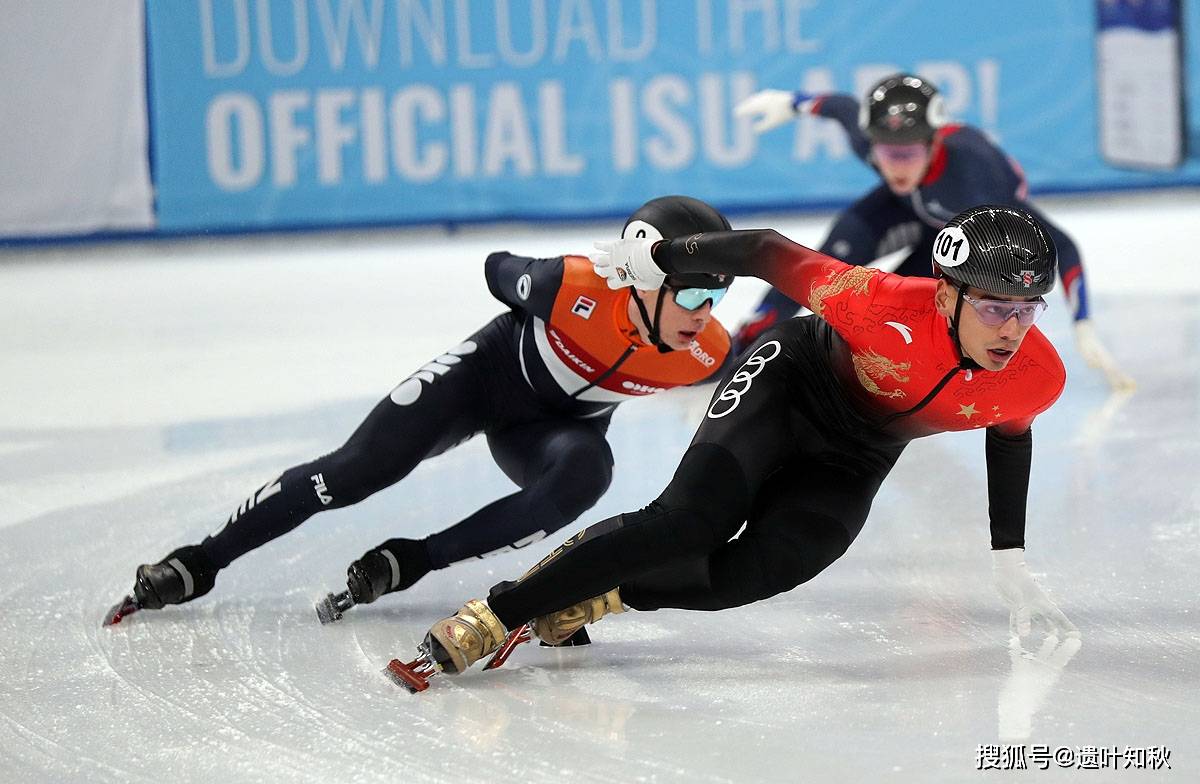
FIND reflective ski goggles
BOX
[961,292,1048,327]
[670,285,727,311]
[872,143,929,164]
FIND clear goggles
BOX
[670,285,727,311]
[961,292,1048,327]
[873,143,929,164]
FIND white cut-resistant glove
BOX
[589,238,665,290]
[992,548,1079,641]
[734,89,808,134]
[1074,319,1136,394]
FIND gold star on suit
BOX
[957,403,978,420]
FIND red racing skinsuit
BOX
[699,231,1066,439]
[655,228,1066,547]
[485,229,1067,625]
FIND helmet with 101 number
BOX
[931,205,1058,298]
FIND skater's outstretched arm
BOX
[984,424,1078,641]
[591,229,901,332]
[731,185,906,352]
[656,229,857,303]
[735,89,870,161]
[985,425,1033,551]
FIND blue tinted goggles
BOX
[671,286,727,311]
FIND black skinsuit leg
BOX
[423,416,614,568]
[487,322,904,629]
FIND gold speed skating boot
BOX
[530,588,625,645]
[425,599,509,674]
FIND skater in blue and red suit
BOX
[732,73,1133,392]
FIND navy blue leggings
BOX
[201,313,613,571]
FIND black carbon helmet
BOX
[932,205,1058,297]
[623,195,732,290]
[859,73,947,144]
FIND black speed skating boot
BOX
[104,545,219,625]
[134,545,219,609]
[347,538,432,603]
[316,538,432,624]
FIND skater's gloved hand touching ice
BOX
[992,548,1079,641]
[734,89,813,134]
[589,239,665,290]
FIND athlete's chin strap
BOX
[947,280,982,372]
[630,287,674,353]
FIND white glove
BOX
[1074,319,1136,394]
[992,549,1079,641]
[589,239,665,291]
[734,89,804,134]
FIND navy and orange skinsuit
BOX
[487,231,1064,627]
[738,92,1091,351]
[485,251,732,416]
[197,253,730,584]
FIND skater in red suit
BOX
[399,204,1078,685]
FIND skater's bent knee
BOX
[768,513,852,593]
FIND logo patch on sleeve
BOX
[571,296,596,319]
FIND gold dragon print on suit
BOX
[808,266,878,317]
[852,348,912,399]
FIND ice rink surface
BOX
[1,191,1196,782]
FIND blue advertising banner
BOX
[145,0,1200,232]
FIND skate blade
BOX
[315,593,343,625]
[103,595,141,627]
[315,590,356,625]
[383,658,435,693]
[538,626,591,648]
[483,624,532,670]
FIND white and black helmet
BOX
[932,205,1058,297]
[623,195,733,290]
[621,196,732,351]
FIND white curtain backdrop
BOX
[0,1,154,237]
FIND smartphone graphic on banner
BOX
[1096,0,1186,170]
